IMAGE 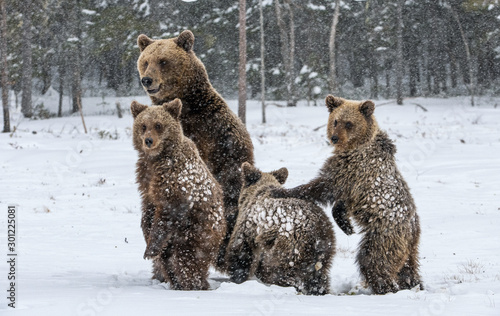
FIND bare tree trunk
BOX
[77,92,87,134]
[57,50,65,117]
[284,0,296,107]
[238,0,247,124]
[71,0,82,113]
[328,0,340,92]
[1,0,10,132]
[275,0,289,67]
[58,66,64,117]
[449,53,457,88]
[275,0,295,107]
[259,0,266,124]
[449,3,474,106]
[72,51,82,113]
[21,4,33,117]
[396,0,404,105]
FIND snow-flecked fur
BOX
[137,31,254,270]
[131,99,226,290]
[272,95,422,294]
[226,162,335,295]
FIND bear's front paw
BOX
[338,221,355,236]
[331,201,355,235]
[269,187,288,198]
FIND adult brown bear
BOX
[136,31,254,271]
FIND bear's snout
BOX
[141,77,153,88]
[331,135,339,144]
[145,137,154,148]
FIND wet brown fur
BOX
[137,31,254,270]
[132,99,226,290]
[226,163,335,295]
[272,95,422,294]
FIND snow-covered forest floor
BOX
[1,93,500,315]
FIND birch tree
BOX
[259,0,266,123]
[275,0,296,107]
[328,0,340,93]
[238,0,247,124]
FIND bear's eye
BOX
[143,61,148,68]
[142,124,147,132]
[333,120,338,127]
[155,123,162,131]
[345,122,354,130]
[159,60,168,66]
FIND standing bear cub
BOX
[137,31,254,270]
[272,95,422,294]
[226,162,335,295]
[131,99,226,290]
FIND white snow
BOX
[1,95,500,315]
[81,9,97,15]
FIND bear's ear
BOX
[162,99,182,120]
[359,100,375,118]
[325,95,344,113]
[131,101,148,119]
[137,34,155,52]
[270,167,288,185]
[241,162,261,187]
[175,30,195,52]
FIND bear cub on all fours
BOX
[136,31,254,271]
[131,99,226,291]
[226,162,335,295]
[272,95,422,295]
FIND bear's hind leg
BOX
[397,258,422,291]
[357,232,406,294]
[225,230,254,284]
[300,266,330,295]
[299,238,333,295]
[216,200,239,271]
[152,257,167,282]
[398,220,422,290]
[164,244,211,291]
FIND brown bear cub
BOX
[226,162,335,295]
[131,99,226,290]
[136,31,254,270]
[272,95,422,295]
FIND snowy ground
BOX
[1,93,499,315]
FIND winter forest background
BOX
[2,0,500,120]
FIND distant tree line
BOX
[1,0,500,120]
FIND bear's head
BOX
[137,30,209,105]
[241,162,288,190]
[325,95,378,152]
[239,162,288,208]
[131,99,183,157]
